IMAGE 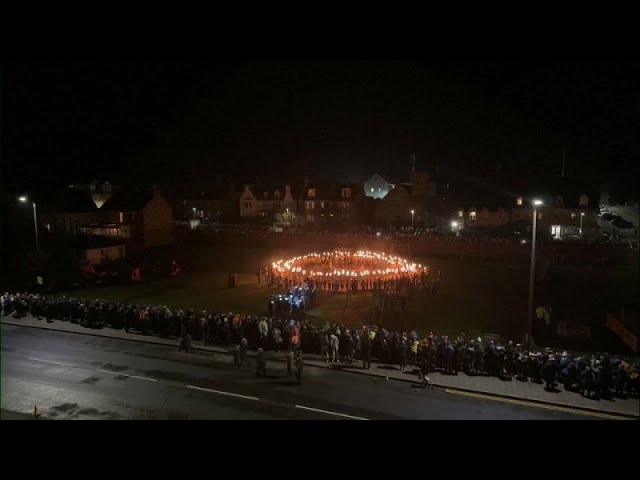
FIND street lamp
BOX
[580,212,585,238]
[18,196,39,252]
[527,199,543,349]
[451,221,458,231]
[410,209,415,228]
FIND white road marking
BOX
[185,385,259,401]
[294,405,369,420]
[96,369,157,382]
[28,357,76,368]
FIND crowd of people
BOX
[268,285,316,317]
[260,250,438,295]
[2,291,638,399]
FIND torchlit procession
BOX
[266,250,431,293]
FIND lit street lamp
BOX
[580,212,585,238]
[451,221,458,231]
[527,199,543,349]
[410,209,415,228]
[18,196,39,252]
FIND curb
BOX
[306,362,639,420]
[3,319,638,420]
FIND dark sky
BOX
[3,60,638,196]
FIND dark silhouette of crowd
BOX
[2,291,638,400]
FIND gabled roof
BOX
[102,190,153,211]
[245,184,296,201]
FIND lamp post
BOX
[19,196,39,252]
[192,207,197,220]
[410,209,415,228]
[527,199,543,349]
[580,212,585,238]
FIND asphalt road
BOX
[1,324,597,420]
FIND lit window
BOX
[517,197,523,206]
[469,211,477,221]
[571,213,576,219]
[119,212,124,223]
[341,188,351,198]
[538,212,543,220]
[306,201,314,210]
[320,201,325,209]
[370,188,375,192]
[458,210,463,218]
[308,189,316,198]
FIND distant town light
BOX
[18,196,27,203]
[451,221,458,228]
[533,199,543,206]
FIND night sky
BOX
[3,60,638,197]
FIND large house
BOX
[172,184,239,222]
[373,171,433,227]
[298,182,361,224]
[41,185,174,249]
[96,186,173,247]
[239,184,297,218]
[509,178,600,240]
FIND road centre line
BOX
[294,404,369,420]
[28,357,76,368]
[185,385,259,401]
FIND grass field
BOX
[58,242,638,344]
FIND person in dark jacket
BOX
[543,356,557,390]
[361,330,372,369]
[256,348,267,378]
[399,339,408,372]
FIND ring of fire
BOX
[271,250,428,281]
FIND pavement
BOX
[2,314,638,420]
[0,324,607,420]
